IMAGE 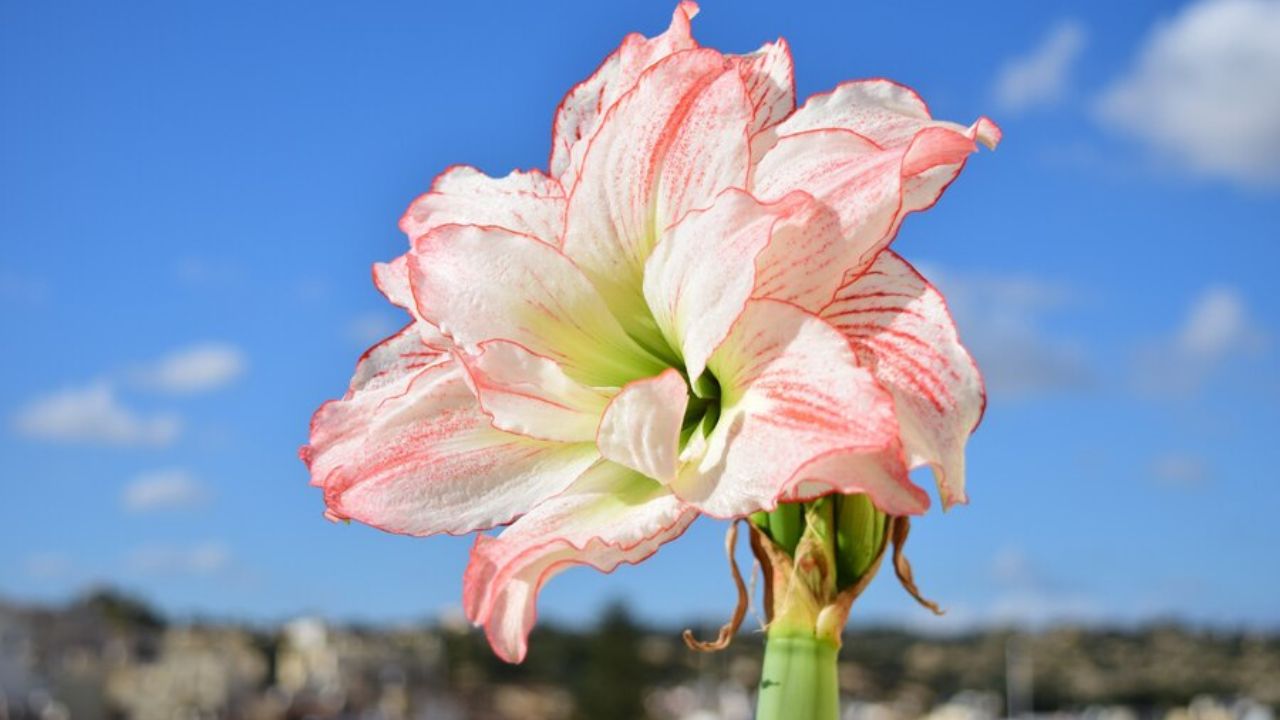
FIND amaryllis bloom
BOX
[302,2,998,663]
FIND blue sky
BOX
[3,0,1279,632]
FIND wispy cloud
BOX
[1095,0,1280,187]
[920,266,1091,398]
[11,382,181,447]
[132,342,247,395]
[1149,452,1211,489]
[122,468,211,512]
[1135,286,1265,395]
[127,542,231,576]
[993,19,1087,113]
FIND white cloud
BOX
[1150,453,1211,488]
[122,468,211,512]
[1135,286,1264,395]
[133,342,246,394]
[11,382,180,447]
[345,312,400,346]
[1176,286,1259,360]
[993,19,1087,112]
[921,266,1091,398]
[1096,0,1280,187]
[127,542,230,576]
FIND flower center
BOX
[680,370,721,448]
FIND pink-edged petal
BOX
[410,224,666,387]
[596,368,688,484]
[769,78,1001,151]
[302,332,598,536]
[562,49,752,333]
[372,255,451,351]
[750,195,849,313]
[821,251,983,508]
[732,38,795,139]
[459,340,615,444]
[340,323,447,397]
[550,1,701,191]
[463,460,697,663]
[399,165,566,246]
[752,126,979,274]
[752,80,1000,274]
[643,188,814,380]
[671,299,929,518]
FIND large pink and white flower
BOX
[302,2,998,663]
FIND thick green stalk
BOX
[755,632,839,720]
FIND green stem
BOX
[756,632,839,720]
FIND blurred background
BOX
[2,0,1278,718]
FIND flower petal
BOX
[459,340,615,444]
[549,1,701,191]
[410,224,666,387]
[753,125,984,276]
[750,195,849,313]
[772,79,1000,151]
[463,461,697,663]
[752,80,1000,276]
[821,251,983,508]
[303,330,598,536]
[671,299,929,518]
[732,39,795,140]
[562,49,752,336]
[399,166,566,246]
[372,255,451,351]
[596,368,688,484]
[643,188,815,380]
[752,129,914,271]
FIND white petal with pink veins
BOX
[732,39,795,140]
[464,461,697,663]
[303,330,598,536]
[550,1,701,191]
[410,224,666,387]
[671,299,929,518]
[771,79,1000,151]
[821,251,983,508]
[752,128,910,269]
[399,166,566,246]
[596,369,689,484]
[750,195,850,313]
[753,125,987,276]
[643,189,817,380]
[460,340,615,444]
[751,81,1000,278]
[372,256,452,351]
[562,49,752,335]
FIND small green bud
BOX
[835,493,885,589]
[767,502,805,554]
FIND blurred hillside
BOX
[1,589,1276,719]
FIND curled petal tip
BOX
[973,116,1002,150]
